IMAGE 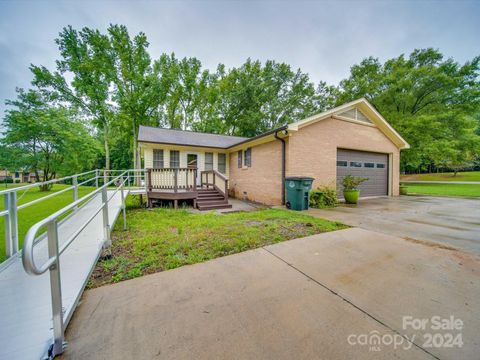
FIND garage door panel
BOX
[336,149,388,197]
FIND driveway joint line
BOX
[261,246,441,360]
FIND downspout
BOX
[274,128,288,205]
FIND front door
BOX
[187,153,200,185]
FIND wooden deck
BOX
[146,168,231,210]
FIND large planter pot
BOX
[343,190,360,204]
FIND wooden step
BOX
[197,203,233,211]
[197,199,228,205]
[197,195,226,201]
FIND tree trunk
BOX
[104,126,110,171]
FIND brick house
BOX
[138,98,409,209]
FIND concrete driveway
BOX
[307,196,480,254]
[62,228,479,360]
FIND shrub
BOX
[14,179,21,184]
[309,187,338,208]
[3,177,13,184]
[342,174,368,191]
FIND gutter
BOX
[274,128,288,205]
[228,125,288,149]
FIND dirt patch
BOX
[402,236,458,251]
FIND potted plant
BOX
[342,175,368,204]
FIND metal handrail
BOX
[20,170,131,358]
[22,171,128,276]
[0,169,97,195]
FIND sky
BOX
[0,0,479,117]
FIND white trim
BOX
[288,98,410,149]
[332,115,377,128]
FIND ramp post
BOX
[95,169,99,188]
[9,192,18,254]
[102,185,111,247]
[72,175,78,211]
[120,176,127,231]
[47,220,65,357]
[4,193,12,258]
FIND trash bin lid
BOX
[285,176,315,181]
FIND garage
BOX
[336,149,389,197]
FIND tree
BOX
[108,25,168,170]
[2,89,99,190]
[31,26,115,169]
[194,59,323,137]
[336,48,480,172]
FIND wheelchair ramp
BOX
[0,190,124,360]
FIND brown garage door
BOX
[336,149,388,197]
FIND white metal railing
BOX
[1,169,146,261]
[21,170,132,358]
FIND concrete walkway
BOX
[62,228,479,360]
[307,196,480,254]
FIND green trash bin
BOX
[285,177,314,210]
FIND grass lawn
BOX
[403,183,480,198]
[401,171,480,182]
[88,203,346,288]
[0,184,94,262]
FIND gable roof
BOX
[138,125,248,149]
[288,98,410,149]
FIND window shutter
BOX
[245,148,252,167]
[153,149,164,169]
[218,153,226,174]
[238,151,242,168]
[205,152,213,171]
[170,150,180,168]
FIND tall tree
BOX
[2,89,98,190]
[336,48,480,172]
[108,24,168,170]
[31,26,115,169]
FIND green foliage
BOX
[309,187,338,208]
[336,48,480,172]
[341,175,368,191]
[2,89,98,189]
[4,23,479,176]
[402,183,480,198]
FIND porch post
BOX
[174,168,178,193]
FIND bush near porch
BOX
[88,199,346,288]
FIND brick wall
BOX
[229,140,284,205]
[287,116,400,196]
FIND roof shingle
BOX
[138,126,249,149]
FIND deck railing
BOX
[147,168,197,192]
[201,170,229,200]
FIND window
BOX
[336,161,348,167]
[218,153,226,174]
[244,148,252,167]
[205,152,213,171]
[153,149,164,169]
[350,161,362,167]
[376,163,386,169]
[15,172,19,177]
[170,150,180,168]
[364,162,375,168]
[237,151,242,168]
